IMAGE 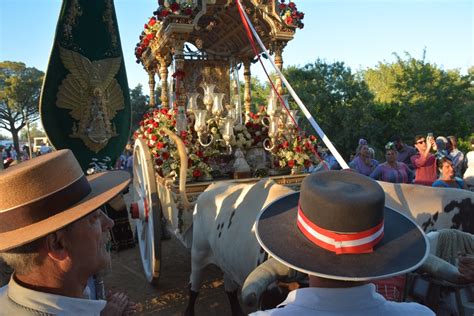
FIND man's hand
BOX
[101,291,137,315]
[458,254,474,283]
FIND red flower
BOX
[146,33,153,40]
[279,3,287,10]
[282,141,289,149]
[139,120,144,126]
[156,142,165,149]
[188,158,193,167]
[160,108,168,115]
[149,17,156,26]
[151,134,158,141]
[159,10,170,18]
[153,121,159,128]
[170,2,180,12]
[295,146,302,153]
[196,150,204,158]
[288,2,296,9]
[285,16,293,25]
[288,159,295,168]
[162,151,170,160]
[309,135,317,141]
[155,158,163,166]
[147,128,153,134]
[193,169,202,178]
[180,131,188,138]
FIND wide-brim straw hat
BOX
[0,149,130,251]
[255,171,429,281]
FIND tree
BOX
[364,52,474,143]
[283,60,375,159]
[0,62,44,153]
[19,122,46,141]
[250,77,269,110]
[130,84,150,133]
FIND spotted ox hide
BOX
[189,179,293,293]
[378,181,474,233]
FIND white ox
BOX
[184,177,474,315]
[185,179,293,316]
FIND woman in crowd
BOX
[349,139,378,176]
[370,142,414,183]
[432,156,467,189]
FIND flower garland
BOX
[135,16,161,62]
[278,1,304,29]
[134,0,194,62]
[133,108,215,181]
[275,133,319,169]
[133,106,319,180]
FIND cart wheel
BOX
[131,138,162,285]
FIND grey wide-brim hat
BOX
[255,171,429,281]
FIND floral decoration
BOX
[274,131,319,170]
[133,105,319,181]
[134,0,194,62]
[133,108,215,181]
[278,0,304,29]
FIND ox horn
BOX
[161,127,194,210]
[241,257,292,308]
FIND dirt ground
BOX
[104,236,254,316]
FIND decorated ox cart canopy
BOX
[135,0,303,112]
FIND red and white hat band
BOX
[297,204,384,255]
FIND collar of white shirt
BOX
[7,276,106,315]
[277,283,384,311]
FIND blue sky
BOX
[0,0,473,92]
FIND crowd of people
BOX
[0,143,51,170]
[325,134,474,191]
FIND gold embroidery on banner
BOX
[62,0,82,44]
[57,47,124,153]
[103,0,118,51]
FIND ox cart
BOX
[132,135,307,284]
[129,0,310,285]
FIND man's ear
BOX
[45,230,69,261]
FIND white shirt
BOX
[0,276,106,315]
[464,151,474,186]
[250,283,434,316]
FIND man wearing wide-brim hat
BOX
[251,171,434,315]
[0,150,133,315]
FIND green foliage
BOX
[249,53,473,162]
[364,52,473,140]
[130,84,150,132]
[0,61,44,153]
[19,122,46,140]
[250,77,269,111]
[458,134,474,154]
[282,60,375,158]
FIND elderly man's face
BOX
[65,209,114,276]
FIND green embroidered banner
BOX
[40,0,131,171]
